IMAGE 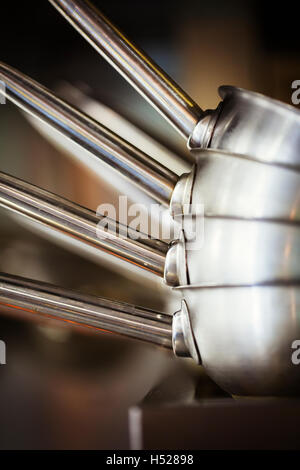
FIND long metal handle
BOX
[0,171,168,276]
[49,0,203,140]
[0,273,172,348]
[0,62,177,206]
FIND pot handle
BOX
[0,62,177,207]
[49,0,203,140]
[0,272,173,348]
[0,171,168,277]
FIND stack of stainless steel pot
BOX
[0,0,300,396]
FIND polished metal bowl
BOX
[174,283,300,396]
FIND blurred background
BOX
[0,0,299,449]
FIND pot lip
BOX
[177,213,300,228]
[219,85,300,118]
[174,280,300,291]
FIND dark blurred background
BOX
[1,0,300,145]
[0,0,299,449]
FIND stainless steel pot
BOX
[49,0,300,168]
[174,283,300,396]
[0,272,173,348]
[0,63,299,222]
[1,272,300,396]
[1,171,300,287]
[170,217,300,286]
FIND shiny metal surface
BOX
[206,86,300,168]
[49,0,203,140]
[182,217,300,285]
[1,62,299,223]
[0,171,168,277]
[164,231,187,287]
[2,271,300,396]
[172,299,199,361]
[55,0,300,167]
[175,283,300,396]
[187,149,300,221]
[0,273,172,348]
[26,83,190,207]
[0,62,177,207]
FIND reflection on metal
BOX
[0,0,299,398]
[49,0,203,140]
[0,273,172,348]
[2,170,300,288]
[0,171,168,277]
[0,339,6,365]
[2,272,300,396]
[176,283,300,396]
[50,0,300,167]
[0,62,299,223]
